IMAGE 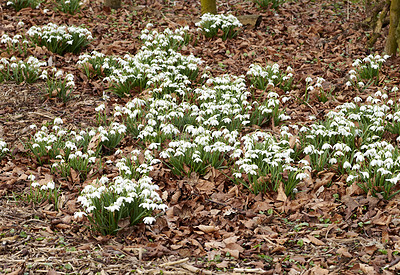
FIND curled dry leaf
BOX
[197,225,218,234]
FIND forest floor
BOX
[1,0,400,274]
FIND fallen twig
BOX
[159,257,189,267]
[180,263,213,275]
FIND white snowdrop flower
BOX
[296,173,308,180]
[346,175,357,182]
[148,143,160,150]
[31,181,40,188]
[305,77,312,83]
[95,104,105,112]
[143,216,156,224]
[53,117,63,125]
[321,143,332,150]
[40,185,49,191]
[47,181,55,190]
[329,158,337,165]
[353,96,362,103]
[360,171,369,179]
[343,161,352,169]
[99,176,109,184]
[74,212,87,218]
[28,174,36,181]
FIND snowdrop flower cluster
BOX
[194,75,252,131]
[296,92,400,198]
[346,54,390,89]
[160,128,240,176]
[52,148,97,180]
[27,23,93,55]
[116,149,161,180]
[233,131,309,196]
[76,175,167,235]
[250,91,285,126]
[98,122,127,152]
[1,33,30,55]
[56,0,83,15]
[77,51,119,78]
[6,0,40,11]
[0,139,9,159]
[247,63,294,91]
[27,118,99,180]
[79,28,201,98]
[44,69,76,102]
[0,56,46,84]
[27,175,59,210]
[140,26,190,51]
[346,140,400,200]
[195,13,243,40]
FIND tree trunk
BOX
[201,0,217,15]
[104,0,121,9]
[385,0,400,55]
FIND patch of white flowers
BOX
[0,139,9,159]
[76,175,167,234]
[233,131,309,195]
[247,63,294,91]
[195,13,242,40]
[27,23,93,55]
[0,56,46,84]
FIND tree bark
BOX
[368,1,390,48]
[104,0,121,9]
[385,0,400,55]
[201,0,217,15]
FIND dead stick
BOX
[180,263,213,275]
[233,268,266,273]
[160,257,189,267]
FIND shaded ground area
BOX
[1,0,400,274]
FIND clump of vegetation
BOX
[0,139,9,160]
[27,23,93,55]
[346,54,389,91]
[0,56,46,84]
[56,0,82,15]
[43,69,75,102]
[247,63,294,91]
[75,175,167,235]
[195,13,243,41]
[6,0,40,11]
[253,0,285,10]
[0,34,30,56]
[25,175,60,210]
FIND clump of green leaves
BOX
[44,69,75,102]
[56,0,82,15]
[26,175,60,210]
[253,0,285,10]
[1,34,30,57]
[0,56,45,84]
[6,0,40,11]
[0,139,10,160]
[75,175,167,235]
[195,13,243,41]
[346,54,390,91]
[247,63,294,92]
[27,23,93,55]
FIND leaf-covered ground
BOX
[1,0,400,274]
